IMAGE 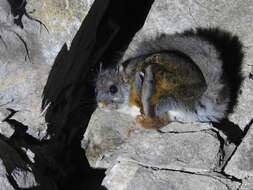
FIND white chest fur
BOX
[117,105,141,118]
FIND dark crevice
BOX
[208,128,243,184]
[212,119,244,146]
[211,117,253,187]
[32,0,154,189]
[157,128,213,134]
[0,35,8,49]
[138,163,242,189]
[249,73,253,80]
[134,125,244,185]
[11,31,31,62]
[1,108,18,122]
[159,126,240,180]
[149,126,244,185]
[220,117,253,171]
[243,117,253,137]
[6,174,20,190]
[207,129,226,171]
[1,27,31,62]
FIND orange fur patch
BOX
[136,115,169,129]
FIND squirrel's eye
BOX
[109,85,118,94]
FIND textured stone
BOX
[225,126,253,179]
[0,0,92,140]
[0,62,50,140]
[21,147,35,163]
[0,0,92,189]
[0,138,38,188]
[118,130,220,171]
[0,122,14,138]
[84,0,253,189]
[82,109,133,168]
[240,177,253,190]
[102,161,240,190]
[11,110,49,140]
[83,109,221,171]
[0,139,28,171]
[0,108,12,121]
[0,138,57,190]
[25,0,93,65]
[0,177,15,190]
[0,0,252,189]
[11,168,38,188]
[0,159,15,190]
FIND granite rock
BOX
[84,0,253,189]
[0,0,253,189]
[84,110,221,171]
[0,0,91,140]
[0,138,38,188]
[0,0,92,189]
[0,122,14,138]
[102,161,240,190]
[225,126,253,179]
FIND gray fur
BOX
[96,68,130,110]
[119,31,229,122]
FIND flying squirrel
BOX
[95,28,244,129]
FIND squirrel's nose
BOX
[98,101,108,108]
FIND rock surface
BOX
[83,0,253,189]
[0,0,90,139]
[102,161,240,190]
[0,138,38,189]
[83,110,221,171]
[0,0,253,189]
[0,0,92,189]
[225,126,253,179]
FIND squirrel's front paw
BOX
[135,115,168,129]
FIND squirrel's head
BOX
[95,66,130,111]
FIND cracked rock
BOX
[0,108,12,121]
[102,161,240,190]
[11,168,38,188]
[1,0,92,189]
[11,110,49,140]
[83,0,253,189]
[83,109,224,183]
[0,159,15,190]
[0,138,38,189]
[240,177,253,190]
[0,136,57,190]
[82,109,133,168]
[83,109,221,171]
[0,122,14,138]
[0,0,91,141]
[225,124,253,179]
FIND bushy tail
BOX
[184,28,244,114]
